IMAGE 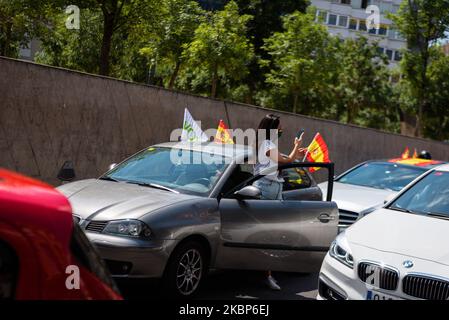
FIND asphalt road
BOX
[119,271,318,300]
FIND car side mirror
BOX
[109,163,117,171]
[384,193,396,204]
[57,161,75,182]
[234,186,261,200]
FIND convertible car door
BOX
[215,163,338,273]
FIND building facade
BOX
[310,0,406,67]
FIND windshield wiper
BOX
[99,176,120,182]
[127,181,179,194]
[390,206,428,216]
[389,207,415,214]
[426,213,449,221]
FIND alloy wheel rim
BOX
[176,248,202,295]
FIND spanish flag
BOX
[412,148,418,159]
[214,120,234,144]
[401,147,410,159]
[305,133,330,173]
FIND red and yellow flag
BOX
[305,133,330,173]
[401,147,410,159]
[214,120,234,144]
[412,148,418,159]
[389,158,442,167]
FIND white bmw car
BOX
[318,163,449,300]
[319,158,445,233]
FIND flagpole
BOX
[302,149,309,162]
[302,132,318,162]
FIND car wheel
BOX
[162,240,208,298]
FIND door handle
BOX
[318,213,335,223]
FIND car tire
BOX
[162,240,209,298]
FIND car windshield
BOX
[389,171,449,218]
[104,147,229,196]
[337,162,425,192]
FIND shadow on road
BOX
[118,271,318,300]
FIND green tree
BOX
[422,50,449,140]
[36,0,163,79]
[36,7,103,74]
[236,0,309,103]
[39,0,160,76]
[139,0,205,89]
[390,0,449,136]
[0,0,62,57]
[0,0,29,57]
[181,1,254,98]
[333,37,392,125]
[261,10,337,114]
[93,0,159,76]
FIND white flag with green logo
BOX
[181,108,208,142]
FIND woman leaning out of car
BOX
[253,114,305,291]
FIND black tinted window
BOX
[0,241,18,300]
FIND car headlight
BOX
[103,219,152,238]
[329,232,354,269]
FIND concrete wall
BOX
[1,56,449,185]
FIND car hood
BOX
[347,208,449,266]
[319,181,395,213]
[57,179,200,220]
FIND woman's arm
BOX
[267,138,305,164]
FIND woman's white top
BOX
[254,140,284,182]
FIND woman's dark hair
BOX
[258,114,280,141]
[255,114,280,156]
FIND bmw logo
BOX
[403,260,414,268]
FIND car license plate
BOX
[366,290,402,300]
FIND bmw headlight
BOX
[103,219,152,238]
[329,232,354,269]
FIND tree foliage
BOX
[139,0,205,88]
[180,1,254,98]
[333,37,392,125]
[2,0,449,141]
[391,0,449,136]
[261,10,337,115]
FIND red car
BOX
[0,169,122,300]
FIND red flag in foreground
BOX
[305,133,330,173]
[214,120,234,144]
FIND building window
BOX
[396,32,405,41]
[341,0,351,4]
[388,27,397,39]
[361,0,369,9]
[359,20,367,31]
[349,18,358,30]
[368,27,377,34]
[386,49,393,61]
[328,14,338,26]
[394,51,402,61]
[378,25,388,36]
[338,16,348,27]
[316,10,328,23]
[377,47,385,55]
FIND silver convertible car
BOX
[57,142,338,297]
